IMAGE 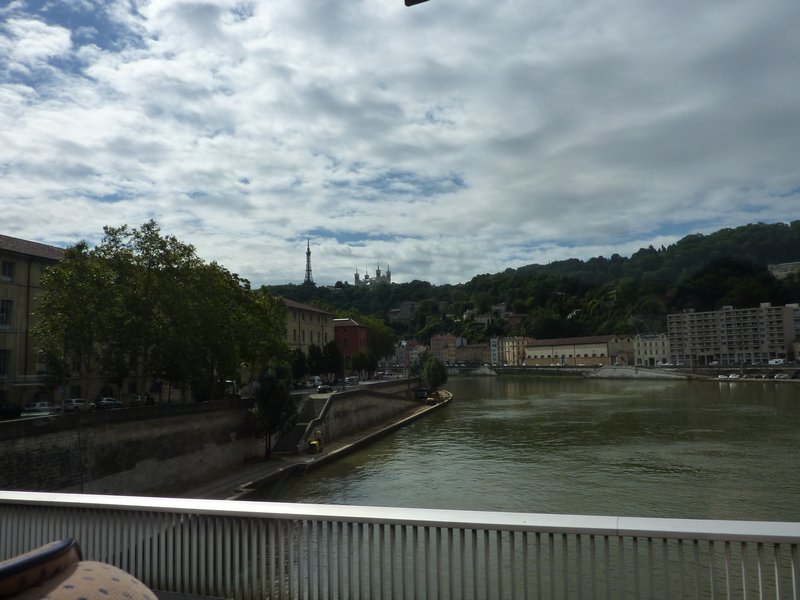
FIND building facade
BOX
[667,303,797,366]
[429,334,464,365]
[633,333,671,367]
[388,301,419,324]
[284,299,334,355]
[333,318,369,364]
[0,234,64,407]
[456,343,491,365]
[496,336,535,366]
[393,340,427,372]
[524,335,634,366]
[767,262,800,280]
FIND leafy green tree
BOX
[350,351,369,376]
[322,340,343,379]
[36,220,288,402]
[252,363,295,458]
[307,344,324,377]
[289,349,307,384]
[422,356,448,390]
[36,242,110,393]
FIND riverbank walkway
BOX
[178,396,450,500]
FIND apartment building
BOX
[633,333,671,367]
[0,234,64,406]
[667,303,796,366]
[429,333,464,365]
[495,336,535,366]
[284,299,334,355]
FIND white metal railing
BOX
[1,491,799,599]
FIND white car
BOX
[63,398,94,412]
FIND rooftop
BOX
[0,234,65,262]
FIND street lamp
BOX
[405,0,429,5]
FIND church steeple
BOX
[304,238,314,285]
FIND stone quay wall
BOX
[301,378,424,451]
[0,400,260,495]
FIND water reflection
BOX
[260,376,800,521]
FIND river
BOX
[261,376,800,522]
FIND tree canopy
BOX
[270,221,800,344]
[36,220,288,400]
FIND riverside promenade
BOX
[179,395,451,500]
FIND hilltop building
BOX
[388,301,420,324]
[354,264,391,287]
[0,234,64,407]
[768,262,800,280]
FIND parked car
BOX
[0,402,22,420]
[316,384,333,394]
[24,401,58,415]
[96,397,123,409]
[345,376,359,385]
[63,398,95,412]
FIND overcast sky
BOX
[2,0,799,286]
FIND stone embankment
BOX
[585,365,693,380]
[186,391,452,500]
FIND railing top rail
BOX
[3,490,799,544]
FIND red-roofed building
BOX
[334,318,368,364]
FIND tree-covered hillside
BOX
[267,221,800,343]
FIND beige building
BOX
[430,334,464,365]
[525,335,634,366]
[456,343,491,365]
[284,299,334,354]
[496,336,535,366]
[633,333,671,367]
[0,234,64,407]
[667,303,796,366]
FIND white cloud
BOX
[1,0,799,286]
[3,17,72,66]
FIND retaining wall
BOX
[0,400,260,495]
[302,378,423,451]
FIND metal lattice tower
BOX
[304,238,313,285]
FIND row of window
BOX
[291,311,330,324]
[291,328,329,345]
[528,352,607,359]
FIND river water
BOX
[262,376,800,522]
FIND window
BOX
[0,349,10,378]
[0,299,11,327]
[1,261,14,281]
